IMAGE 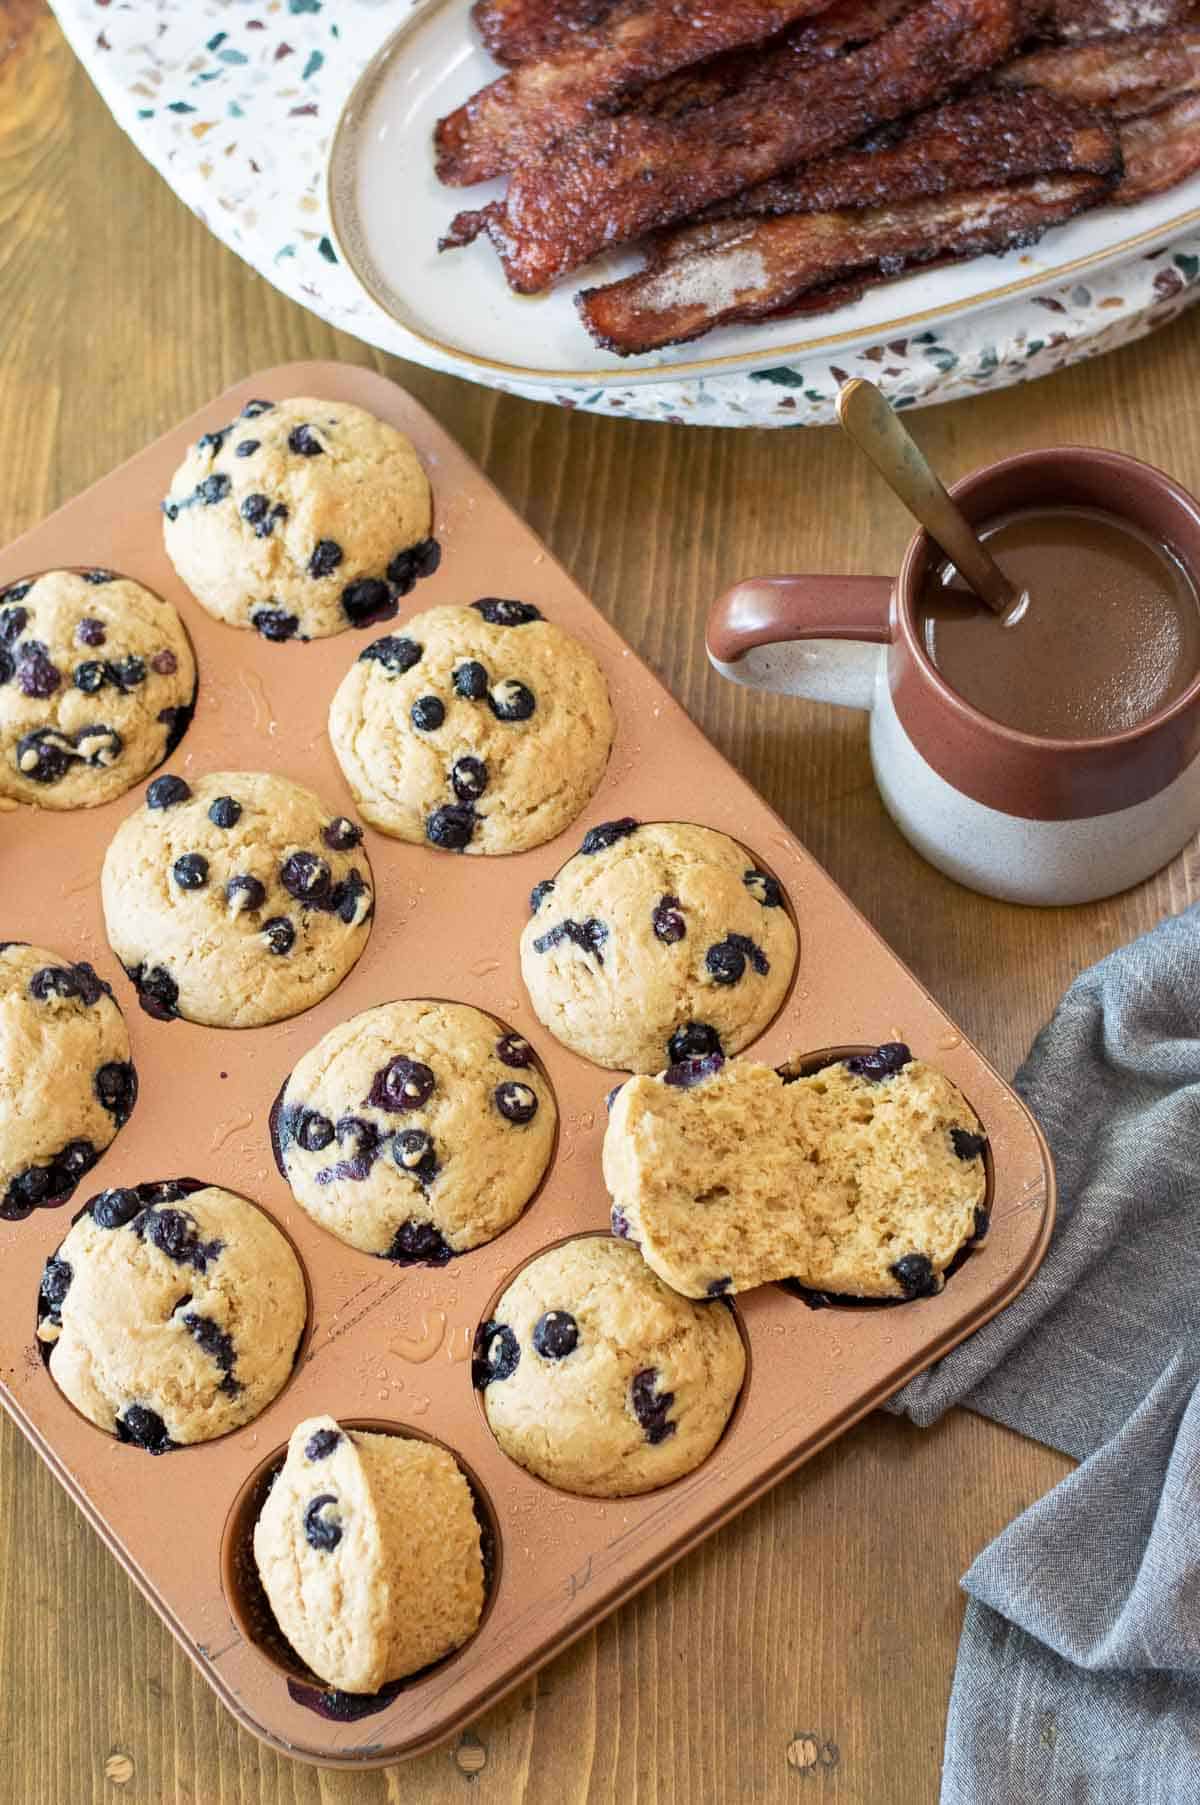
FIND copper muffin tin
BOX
[0,362,1055,1767]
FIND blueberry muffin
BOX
[520,820,797,1072]
[328,603,614,855]
[603,1044,989,1301]
[253,1415,485,1693]
[100,771,373,1027]
[273,1000,555,1263]
[36,1179,307,1450]
[0,569,196,808]
[161,397,437,641]
[475,1236,745,1497]
[0,942,136,1221]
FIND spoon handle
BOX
[836,379,1014,616]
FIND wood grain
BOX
[2,5,1197,1797]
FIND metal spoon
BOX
[836,378,1016,616]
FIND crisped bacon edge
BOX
[435,0,835,187]
[472,0,621,67]
[576,175,1114,355]
[1117,90,1200,199]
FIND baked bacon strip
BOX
[445,0,1028,292]
[472,0,621,66]
[996,27,1200,116]
[1037,0,1197,39]
[698,89,1121,221]
[1117,90,1200,198]
[436,0,836,186]
[576,173,1113,353]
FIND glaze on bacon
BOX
[472,0,621,66]
[1118,90,1200,198]
[996,27,1200,115]
[698,89,1122,221]
[445,0,1029,292]
[436,0,837,186]
[577,174,1114,353]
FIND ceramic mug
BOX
[706,446,1200,906]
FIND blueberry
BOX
[667,1022,722,1064]
[240,493,287,537]
[706,936,765,985]
[235,438,260,457]
[161,500,181,522]
[198,473,231,505]
[94,1061,137,1124]
[472,598,542,627]
[629,1368,676,1445]
[653,895,686,943]
[182,1311,241,1393]
[40,1256,73,1317]
[323,816,362,851]
[706,1277,733,1298]
[240,399,274,418]
[308,539,343,579]
[328,868,370,926]
[105,654,147,691]
[744,868,784,909]
[385,1219,453,1265]
[82,570,115,586]
[495,1033,532,1068]
[393,1129,438,1185]
[529,879,555,913]
[132,963,179,1020]
[74,660,107,693]
[151,650,178,675]
[30,965,82,1003]
[92,1186,142,1229]
[296,1110,335,1152]
[172,853,208,891]
[532,1310,578,1359]
[76,724,123,769]
[846,1043,912,1082]
[971,1207,990,1243]
[76,617,106,646]
[581,818,638,855]
[951,1127,987,1161]
[488,678,536,722]
[137,1206,223,1270]
[387,537,441,592]
[1,599,30,634]
[320,1115,381,1184]
[610,1206,638,1243]
[158,701,193,754]
[305,1428,342,1460]
[606,1082,625,1111]
[453,660,489,700]
[341,578,394,628]
[494,1081,538,1124]
[303,1493,342,1551]
[664,1052,725,1088]
[252,608,299,641]
[208,795,241,829]
[16,643,61,698]
[288,424,324,457]
[890,1253,938,1299]
[451,756,488,802]
[226,874,266,914]
[197,427,229,456]
[410,695,445,732]
[426,803,476,851]
[533,918,607,962]
[146,774,191,809]
[473,1320,520,1389]
[70,962,109,1006]
[369,1055,436,1112]
[263,917,296,955]
[0,648,11,685]
[280,851,331,904]
[117,1405,174,1455]
[359,634,422,674]
[15,730,70,784]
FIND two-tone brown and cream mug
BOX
[707,447,1200,906]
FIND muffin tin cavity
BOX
[472,1232,750,1499]
[519,821,799,1073]
[269,1000,559,1266]
[35,1178,312,1451]
[221,1420,500,1715]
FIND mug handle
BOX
[706,575,892,711]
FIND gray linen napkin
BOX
[887,901,1200,1803]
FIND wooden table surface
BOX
[4,6,1199,1800]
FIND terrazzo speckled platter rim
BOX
[0,362,1054,1766]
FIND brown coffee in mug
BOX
[917,506,1200,741]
